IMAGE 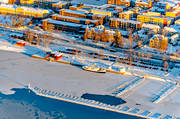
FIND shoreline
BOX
[29,86,149,119]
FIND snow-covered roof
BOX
[0,4,49,14]
[53,1,68,5]
[52,14,99,23]
[53,14,89,21]
[110,18,142,24]
[43,18,87,28]
[61,9,86,15]
[142,23,160,29]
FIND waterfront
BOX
[0,88,143,119]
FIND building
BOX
[52,1,69,12]
[52,14,99,25]
[142,12,161,17]
[107,0,130,7]
[60,9,87,18]
[135,1,152,8]
[142,23,160,33]
[20,0,34,4]
[0,4,50,18]
[59,9,107,24]
[42,18,88,33]
[90,9,112,17]
[149,35,168,50]
[137,15,173,27]
[175,19,180,25]
[110,18,143,30]
[69,3,84,10]
[119,11,133,20]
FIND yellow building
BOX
[90,9,112,17]
[110,18,143,30]
[20,0,34,4]
[143,12,161,17]
[119,11,133,20]
[8,0,15,4]
[166,11,180,17]
[137,15,172,26]
[135,1,152,8]
[0,4,50,18]
[59,9,87,18]
[52,2,68,9]
[149,35,168,50]
[69,4,84,10]
[107,0,130,7]
[175,19,180,25]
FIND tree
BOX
[163,61,168,72]
[94,30,101,43]
[47,24,54,32]
[128,28,133,49]
[83,25,89,40]
[28,30,34,45]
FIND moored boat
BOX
[45,51,63,61]
[82,64,106,73]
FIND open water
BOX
[0,88,144,119]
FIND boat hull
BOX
[82,66,106,73]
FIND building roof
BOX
[61,9,86,15]
[43,18,88,28]
[110,18,142,24]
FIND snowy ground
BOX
[0,50,180,117]
[0,27,180,118]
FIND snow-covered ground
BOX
[0,27,180,117]
[0,48,180,117]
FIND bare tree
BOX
[128,28,133,49]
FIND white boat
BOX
[82,64,106,73]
